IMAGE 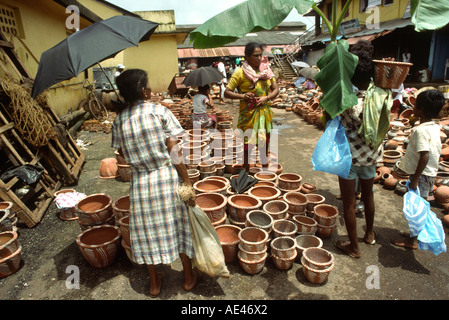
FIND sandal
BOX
[334,240,361,258]
[363,230,377,245]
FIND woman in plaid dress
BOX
[112,69,197,297]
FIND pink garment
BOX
[242,55,275,88]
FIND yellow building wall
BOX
[321,0,410,32]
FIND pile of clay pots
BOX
[196,168,338,284]
[0,201,21,279]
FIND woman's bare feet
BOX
[334,240,361,258]
[149,274,162,297]
[183,269,199,291]
[390,236,418,250]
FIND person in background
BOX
[304,78,316,90]
[391,90,446,250]
[114,64,125,78]
[192,84,216,129]
[391,82,405,114]
[224,42,279,172]
[217,58,227,104]
[112,69,198,297]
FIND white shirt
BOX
[193,94,209,114]
[217,62,227,83]
[399,122,441,177]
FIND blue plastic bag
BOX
[403,182,446,255]
[311,117,352,178]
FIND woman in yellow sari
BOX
[224,42,279,171]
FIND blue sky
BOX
[106,0,315,29]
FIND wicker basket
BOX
[372,60,413,89]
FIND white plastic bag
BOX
[188,205,230,278]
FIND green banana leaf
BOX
[314,39,359,119]
[411,0,449,32]
[190,0,314,49]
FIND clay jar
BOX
[383,175,398,190]
[278,173,302,191]
[112,195,130,221]
[99,158,119,179]
[227,194,262,222]
[283,191,308,215]
[193,179,227,195]
[214,224,242,263]
[75,193,113,227]
[245,210,274,234]
[117,215,130,246]
[263,200,289,220]
[248,186,281,205]
[272,219,298,238]
[76,225,121,268]
[238,227,269,252]
[313,204,339,226]
[195,192,228,223]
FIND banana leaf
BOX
[314,39,359,119]
[411,0,449,32]
[190,0,314,49]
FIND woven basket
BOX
[372,60,413,89]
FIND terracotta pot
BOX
[254,171,277,184]
[300,183,317,194]
[228,215,246,229]
[305,194,325,212]
[384,175,398,190]
[117,215,130,246]
[313,204,339,227]
[200,168,217,180]
[203,176,230,189]
[301,256,334,284]
[53,189,79,221]
[117,164,132,182]
[270,236,296,259]
[76,225,121,268]
[227,194,262,222]
[302,247,335,270]
[215,164,225,176]
[292,215,318,235]
[238,250,267,274]
[278,173,302,191]
[0,245,22,278]
[283,191,308,215]
[121,239,141,268]
[99,158,119,179]
[263,200,289,220]
[238,227,269,252]
[254,181,277,188]
[272,250,297,270]
[272,219,298,238]
[316,221,336,238]
[112,195,130,221]
[231,163,245,175]
[195,192,227,223]
[237,242,267,261]
[248,186,281,204]
[188,169,200,184]
[267,163,283,176]
[215,224,242,263]
[245,210,274,234]
[295,234,323,258]
[75,193,113,226]
[114,150,127,165]
[182,141,207,159]
[435,185,449,204]
[383,150,402,167]
[193,179,227,195]
[210,132,234,148]
[198,160,216,173]
[0,231,19,255]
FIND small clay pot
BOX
[305,194,325,212]
[272,219,298,238]
[227,194,262,222]
[278,173,302,191]
[263,200,289,220]
[75,193,113,226]
[112,195,130,221]
[283,191,308,214]
[195,192,228,223]
[238,227,269,252]
[193,179,227,195]
[254,171,277,184]
[0,245,22,279]
[302,247,335,270]
[238,250,267,275]
[292,215,318,235]
[270,236,296,259]
[313,204,339,227]
[295,234,323,257]
[300,183,317,194]
[248,186,281,204]
[316,221,336,239]
[215,224,242,263]
[245,210,274,234]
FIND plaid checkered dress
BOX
[340,91,383,167]
[111,101,194,265]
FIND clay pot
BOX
[112,195,129,221]
[188,169,200,184]
[292,215,318,235]
[231,163,245,175]
[182,141,207,159]
[203,176,230,189]
[99,158,119,179]
[117,164,132,182]
[254,171,277,184]
[0,245,22,278]
[193,179,227,195]
[210,132,234,148]
[215,164,225,176]
[238,227,269,252]
[76,225,121,268]
[272,250,297,270]
[53,189,79,221]
[383,175,398,190]
[383,150,402,167]
[117,215,130,246]
[248,186,281,204]
[442,214,449,227]
[200,168,217,180]
[75,193,113,227]
[245,210,274,234]
[300,183,317,194]
[272,219,298,238]
[400,107,414,118]
[114,150,127,165]
[199,160,216,173]
[237,250,267,275]
[305,194,325,212]
[227,194,262,222]
[302,247,334,271]
[254,181,277,188]
[316,221,336,238]
[313,204,339,227]
[295,234,323,257]
[270,236,296,259]
[211,213,227,227]
[267,163,283,175]
[263,200,289,220]
[195,192,227,223]
[278,173,302,191]
[283,191,308,215]
[215,224,242,263]
[0,231,19,255]
[301,256,334,284]
[434,185,449,204]
[228,215,246,229]
[237,242,267,261]
[121,239,140,268]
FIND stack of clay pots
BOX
[0,201,21,279]
[301,247,335,284]
[75,193,115,230]
[237,227,269,274]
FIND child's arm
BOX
[409,151,429,191]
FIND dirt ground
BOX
[1,100,449,308]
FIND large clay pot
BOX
[292,215,318,235]
[278,173,302,191]
[313,204,339,227]
[112,195,130,221]
[302,247,335,270]
[248,186,281,205]
[245,210,274,234]
[193,179,227,195]
[215,224,242,263]
[272,219,298,238]
[263,200,289,220]
[301,256,334,284]
[270,236,296,259]
[283,191,308,215]
[99,158,119,179]
[195,192,228,223]
[227,194,262,222]
[238,227,269,252]
[117,215,130,246]
[76,225,121,268]
[0,245,22,278]
[75,193,113,227]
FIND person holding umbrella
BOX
[112,69,198,297]
[224,42,279,171]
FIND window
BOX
[383,0,394,5]
[360,0,369,12]
[0,5,23,38]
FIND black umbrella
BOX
[32,15,159,98]
[182,67,224,87]
[299,67,320,80]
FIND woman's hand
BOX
[243,92,255,102]
[188,194,196,207]
[255,96,269,107]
